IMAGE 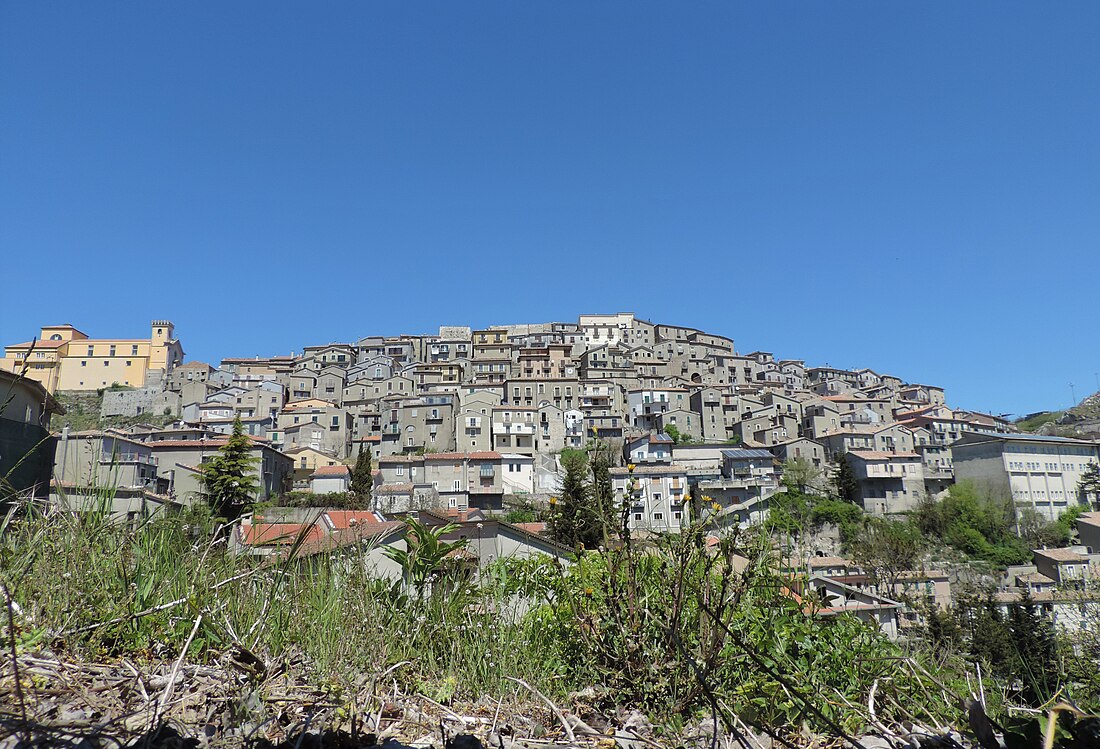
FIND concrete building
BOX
[952,433,1099,523]
[0,370,63,500]
[273,399,352,458]
[145,436,292,506]
[51,429,174,518]
[844,451,925,516]
[310,464,351,494]
[610,464,689,534]
[492,407,537,455]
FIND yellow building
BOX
[1,320,184,392]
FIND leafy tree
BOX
[200,415,259,518]
[831,453,860,504]
[549,449,603,549]
[919,481,1030,565]
[661,425,696,444]
[350,444,373,506]
[851,518,922,589]
[781,456,824,495]
[1018,506,1083,549]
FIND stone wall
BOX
[101,387,181,418]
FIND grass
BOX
[49,390,177,432]
[0,490,987,740]
[1015,410,1065,432]
[0,496,553,705]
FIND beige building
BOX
[2,320,184,392]
[952,433,1099,522]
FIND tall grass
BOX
[0,497,556,703]
[0,495,984,737]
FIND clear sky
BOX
[2,2,1098,417]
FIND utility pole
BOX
[1070,383,1076,407]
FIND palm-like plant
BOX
[384,517,470,594]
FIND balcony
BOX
[100,454,156,466]
[493,422,536,435]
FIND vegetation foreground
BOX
[0,498,1099,748]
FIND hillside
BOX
[1015,390,1100,438]
[50,389,176,432]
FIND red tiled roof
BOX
[293,521,406,558]
[312,465,350,477]
[323,510,385,530]
[377,483,413,494]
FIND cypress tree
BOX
[1008,592,1060,706]
[549,450,602,549]
[832,452,860,504]
[350,443,374,508]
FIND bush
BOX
[506,527,963,732]
[271,491,366,509]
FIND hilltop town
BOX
[3,314,1100,633]
[4,313,1100,747]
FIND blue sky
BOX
[2,2,1098,417]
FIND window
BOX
[132,345,139,355]
[396,465,404,476]
[125,360,131,367]
[453,479,461,491]
[87,346,94,356]
[109,345,116,356]
[103,361,109,367]
[81,361,87,367]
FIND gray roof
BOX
[721,448,774,460]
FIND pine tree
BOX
[1078,461,1100,509]
[350,443,373,507]
[201,415,260,519]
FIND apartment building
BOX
[492,407,537,455]
[145,436,292,506]
[610,464,689,533]
[952,433,1099,522]
[273,398,352,457]
[51,429,173,518]
[2,320,183,392]
[844,451,925,516]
